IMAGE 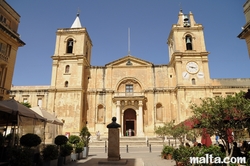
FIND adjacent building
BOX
[238,0,250,58]
[10,10,250,137]
[0,0,25,100]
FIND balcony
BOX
[0,52,8,62]
[113,92,146,103]
[114,92,144,97]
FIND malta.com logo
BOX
[190,154,246,164]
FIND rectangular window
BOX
[23,98,27,103]
[125,84,133,92]
[37,98,42,107]
[213,92,222,97]
[125,84,133,96]
[1,43,6,54]
[226,92,234,96]
[6,44,11,57]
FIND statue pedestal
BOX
[108,128,120,161]
[98,117,127,165]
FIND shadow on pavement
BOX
[70,158,143,166]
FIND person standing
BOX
[96,131,100,141]
[215,135,219,144]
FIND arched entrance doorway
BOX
[123,109,136,136]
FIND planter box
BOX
[43,159,58,166]
[71,153,77,161]
[167,154,172,160]
[64,155,71,164]
[57,156,63,166]
[77,152,83,160]
[176,161,184,166]
[82,147,89,159]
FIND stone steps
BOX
[89,136,180,147]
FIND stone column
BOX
[137,101,144,136]
[116,101,121,124]
[121,112,124,136]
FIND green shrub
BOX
[20,133,41,148]
[80,126,91,147]
[173,145,199,164]
[162,145,175,155]
[196,145,225,159]
[68,135,81,145]
[75,141,84,153]
[9,146,32,166]
[54,135,68,146]
[0,132,4,146]
[42,145,59,161]
[60,143,73,157]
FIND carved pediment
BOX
[105,55,153,67]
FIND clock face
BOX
[182,71,190,79]
[197,71,204,78]
[186,61,199,74]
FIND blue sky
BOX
[7,0,250,86]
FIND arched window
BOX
[192,78,196,85]
[66,39,74,53]
[97,105,104,123]
[64,81,69,87]
[156,103,163,121]
[185,35,193,50]
[65,65,70,73]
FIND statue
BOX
[107,117,121,128]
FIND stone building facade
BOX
[10,11,250,137]
[238,0,250,58]
[0,0,25,100]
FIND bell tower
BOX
[167,10,210,86]
[49,13,92,133]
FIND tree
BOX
[155,121,189,145]
[79,126,91,147]
[154,122,172,139]
[190,91,250,164]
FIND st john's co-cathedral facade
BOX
[10,11,250,136]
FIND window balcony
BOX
[0,52,8,62]
[113,92,144,97]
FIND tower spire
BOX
[71,10,82,28]
[179,2,182,13]
[77,8,80,16]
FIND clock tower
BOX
[167,10,211,122]
[167,10,211,86]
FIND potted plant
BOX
[79,126,91,158]
[42,145,59,166]
[196,145,225,164]
[60,143,73,164]
[172,145,198,166]
[54,135,68,166]
[161,145,175,160]
[0,132,4,162]
[8,146,33,166]
[75,141,84,160]
[20,133,42,165]
[68,135,81,161]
